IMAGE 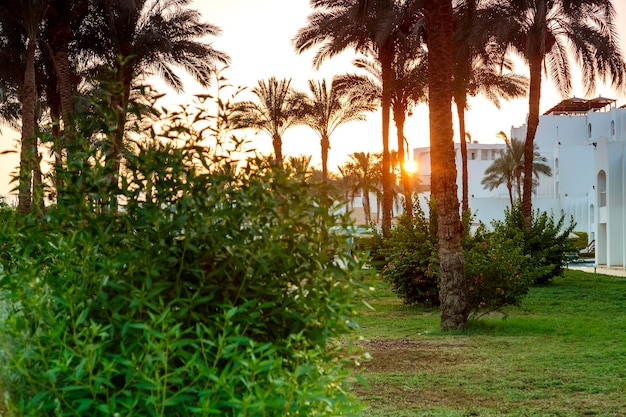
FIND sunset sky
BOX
[1,0,626,196]
[194,0,626,168]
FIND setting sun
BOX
[403,159,418,174]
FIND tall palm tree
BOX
[299,78,377,184]
[41,0,92,181]
[335,46,429,218]
[0,1,47,214]
[90,0,228,183]
[481,132,551,207]
[294,0,422,237]
[453,0,528,212]
[43,0,90,121]
[236,77,304,165]
[425,0,469,330]
[488,0,626,223]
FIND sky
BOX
[1,0,626,196]
[190,0,626,171]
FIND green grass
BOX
[352,270,626,416]
[2,270,624,416]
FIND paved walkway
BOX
[567,264,626,277]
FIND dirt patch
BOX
[355,338,474,373]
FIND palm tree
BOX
[0,1,47,214]
[425,0,469,330]
[0,20,23,132]
[488,0,626,223]
[43,0,90,121]
[236,77,304,165]
[482,132,552,207]
[335,46,429,218]
[299,78,377,184]
[41,0,93,180]
[294,0,422,237]
[453,0,528,212]
[341,152,380,225]
[90,0,229,184]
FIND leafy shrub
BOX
[380,202,439,306]
[491,203,576,285]
[0,93,367,416]
[379,201,571,316]
[464,225,544,318]
[570,231,589,253]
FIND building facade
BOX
[413,97,626,266]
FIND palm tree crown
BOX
[236,77,304,165]
[86,0,229,188]
[482,132,552,207]
[486,0,626,221]
[299,78,376,184]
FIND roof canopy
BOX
[544,97,616,115]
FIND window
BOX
[588,123,592,138]
[611,120,615,136]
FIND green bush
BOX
[464,226,542,318]
[0,96,367,416]
[378,201,570,316]
[570,231,589,252]
[379,202,439,306]
[491,203,576,285]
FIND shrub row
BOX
[371,200,575,317]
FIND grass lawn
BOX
[352,269,626,417]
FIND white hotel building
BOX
[412,97,626,267]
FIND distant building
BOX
[413,97,626,267]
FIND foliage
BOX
[481,132,552,207]
[379,201,439,307]
[464,225,540,318]
[0,92,368,416]
[491,203,576,285]
[377,200,573,316]
[570,231,589,252]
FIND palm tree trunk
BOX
[18,37,37,215]
[515,167,522,202]
[457,95,469,213]
[106,68,133,212]
[394,105,413,218]
[522,1,547,225]
[522,56,541,223]
[48,90,64,193]
[54,49,73,122]
[507,183,514,207]
[321,134,330,185]
[363,191,371,225]
[33,146,45,216]
[425,0,469,331]
[380,47,394,238]
[272,133,283,165]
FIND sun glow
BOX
[403,159,418,174]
